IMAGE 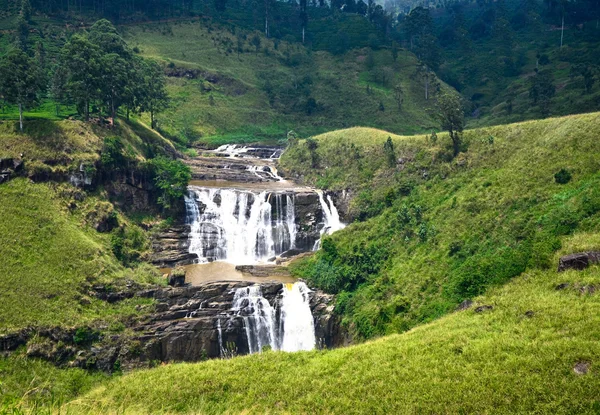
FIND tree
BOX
[416,64,438,100]
[570,64,597,94]
[20,0,32,21]
[50,63,69,117]
[436,92,465,157]
[391,41,399,63]
[383,136,396,167]
[0,49,43,131]
[62,35,102,121]
[529,70,555,117]
[99,53,130,123]
[393,83,404,110]
[146,156,191,210]
[251,34,262,53]
[139,60,169,130]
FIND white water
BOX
[280,282,316,352]
[233,285,278,353]
[232,282,315,354]
[313,190,346,250]
[186,187,296,264]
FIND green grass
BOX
[281,112,600,339]
[64,257,600,414]
[0,179,160,332]
[0,353,108,411]
[123,21,439,145]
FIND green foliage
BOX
[0,48,44,130]
[73,327,99,346]
[383,137,395,168]
[555,168,572,185]
[110,224,148,266]
[145,156,191,210]
[283,112,600,341]
[436,92,465,157]
[68,263,600,414]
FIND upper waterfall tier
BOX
[185,185,344,265]
[186,187,298,264]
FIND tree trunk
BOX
[18,103,23,132]
[425,79,429,100]
[111,95,116,126]
[85,99,89,122]
[451,132,460,156]
[151,110,155,129]
[302,27,305,44]
[560,14,565,48]
[56,104,60,117]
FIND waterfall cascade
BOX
[232,282,315,354]
[186,187,296,264]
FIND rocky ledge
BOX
[151,225,198,268]
[1,281,347,373]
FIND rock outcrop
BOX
[558,251,600,272]
[0,281,346,372]
[151,225,198,268]
[0,158,24,184]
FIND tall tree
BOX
[62,35,102,121]
[50,63,69,117]
[436,92,465,157]
[0,49,43,131]
[139,60,169,130]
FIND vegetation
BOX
[66,258,600,414]
[0,178,161,332]
[282,112,600,339]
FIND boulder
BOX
[558,252,600,272]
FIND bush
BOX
[554,168,572,184]
[145,157,191,210]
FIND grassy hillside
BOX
[122,21,439,145]
[0,178,161,332]
[66,254,600,414]
[280,112,600,339]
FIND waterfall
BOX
[232,282,316,354]
[187,187,296,264]
[313,190,346,250]
[280,282,316,352]
[217,319,225,357]
[233,285,278,353]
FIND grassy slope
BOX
[0,178,159,332]
[280,112,600,339]
[66,257,600,414]
[123,21,439,145]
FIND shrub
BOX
[145,157,191,210]
[554,168,572,184]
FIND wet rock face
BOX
[185,156,280,183]
[294,191,324,251]
[136,282,343,362]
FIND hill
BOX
[67,241,600,414]
[281,112,600,339]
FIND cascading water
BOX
[280,282,316,352]
[231,282,316,354]
[233,285,278,354]
[186,187,296,264]
[313,190,346,250]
